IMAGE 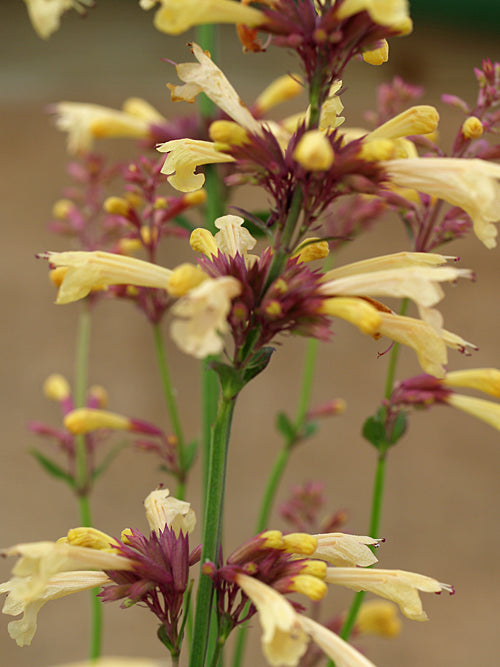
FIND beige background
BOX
[1,3,499,666]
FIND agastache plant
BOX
[2,1,500,666]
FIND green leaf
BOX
[302,420,318,440]
[242,347,275,384]
[183,439,198,472]
[362,415,387,450]
[92,441,128,482]
[389,410,407,444]
[209,361,244,399]
[29,449,75,488]
[276,411,296,443]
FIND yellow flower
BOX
[355,600,402,638]
[140,0,266,35]
[362,40,389,66]
[64,408,131,434]
[41,250,173,304]
[234,573,310,666]
[23,0,93,40]
[0,571,110,647]
[170,276,242,358]
[51,99,164,154]
[336,0,412,34]
[157,139,234,193]
[190,214,257,265]
[310,533,381,567]
[168,43,262,135]
[235,574,377,667]
[445,393,500,431]
[254,74,304,115]
[384,157,500,248]
[325,567,453,621]
[293,130,335,171]
[444,368,500,398]
[144,488,196,536]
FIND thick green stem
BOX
[189,393,237,667]
[152,323,187,499]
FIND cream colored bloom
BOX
[144,488,196,536]
[43,250,173,304]
[235,573,309,666]
[190,214,258,266]
[168,43,262,135]
[1,571,110,646]
[311,533,381,567]
[319,297,382,336]
[297,615,377,667]
[157,139,234,192]
[368,105,439,141]
[170,276,242,358]
[24,0,93,40]
[325,567,452,621]
[384,157,500,248]
[141,0,266,35]
[52,100,164,154]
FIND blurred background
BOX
[1,2,500,666]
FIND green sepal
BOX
[29,449,75,488]
[362,406,407,452]
[388,410,407,444]
[157,624,178,657]
[242,347,275,385]
[362,413,387,451]
[302,419,318,440]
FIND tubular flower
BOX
[392,369,500,431]
[24,0,94,40]
[383,157,500,248]
[170,276,242,358]
[50,100,165,154]
[157,139,234,193]
[335,0,412,33]
[1,490,197,647]
[310,533,382,567]
[355,600,402,638]
[39,251,173,304]
[140,0,267,36]
[325,568,454,621]
[234,574,377,667]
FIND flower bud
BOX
[461,116,484,139]
[293,130,334,171]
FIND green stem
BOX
[73,304,102,661]
[328,299,410,665]
[74,304,91,491]
[152,323,187,499]
[232,338,320,667]
[189,393,237,667]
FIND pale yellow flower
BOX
[42,250,173,304]
[254,74,304,115]
[168,43,262,135]
[384,157,500,248]
[1,571,110,647]
[235,573,309,666]
[362,40,389,66]
[51,99,164,154]
[297,615,377,667]
[444,368,500,398]
[140,0,266,35]
[355,600,402,637]
[293,130,335,171]
[64,408,131,434]
[43,373,70,401]
[157,139,234,193]
[144,488,196,536]
[24,0,93,40]
[319,297,382,336]
[445,393,500,431]
[325,567,452,621]
[368,105,439,141]
[310,533,381,567]
[170,276,242,358]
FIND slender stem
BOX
[73,303,102,661]
[328,299,409,665]
[232,338,320,667]
[152,323,187,499]
[202,360,220,498]
[189,393,237,667]
[74,304,91,491]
